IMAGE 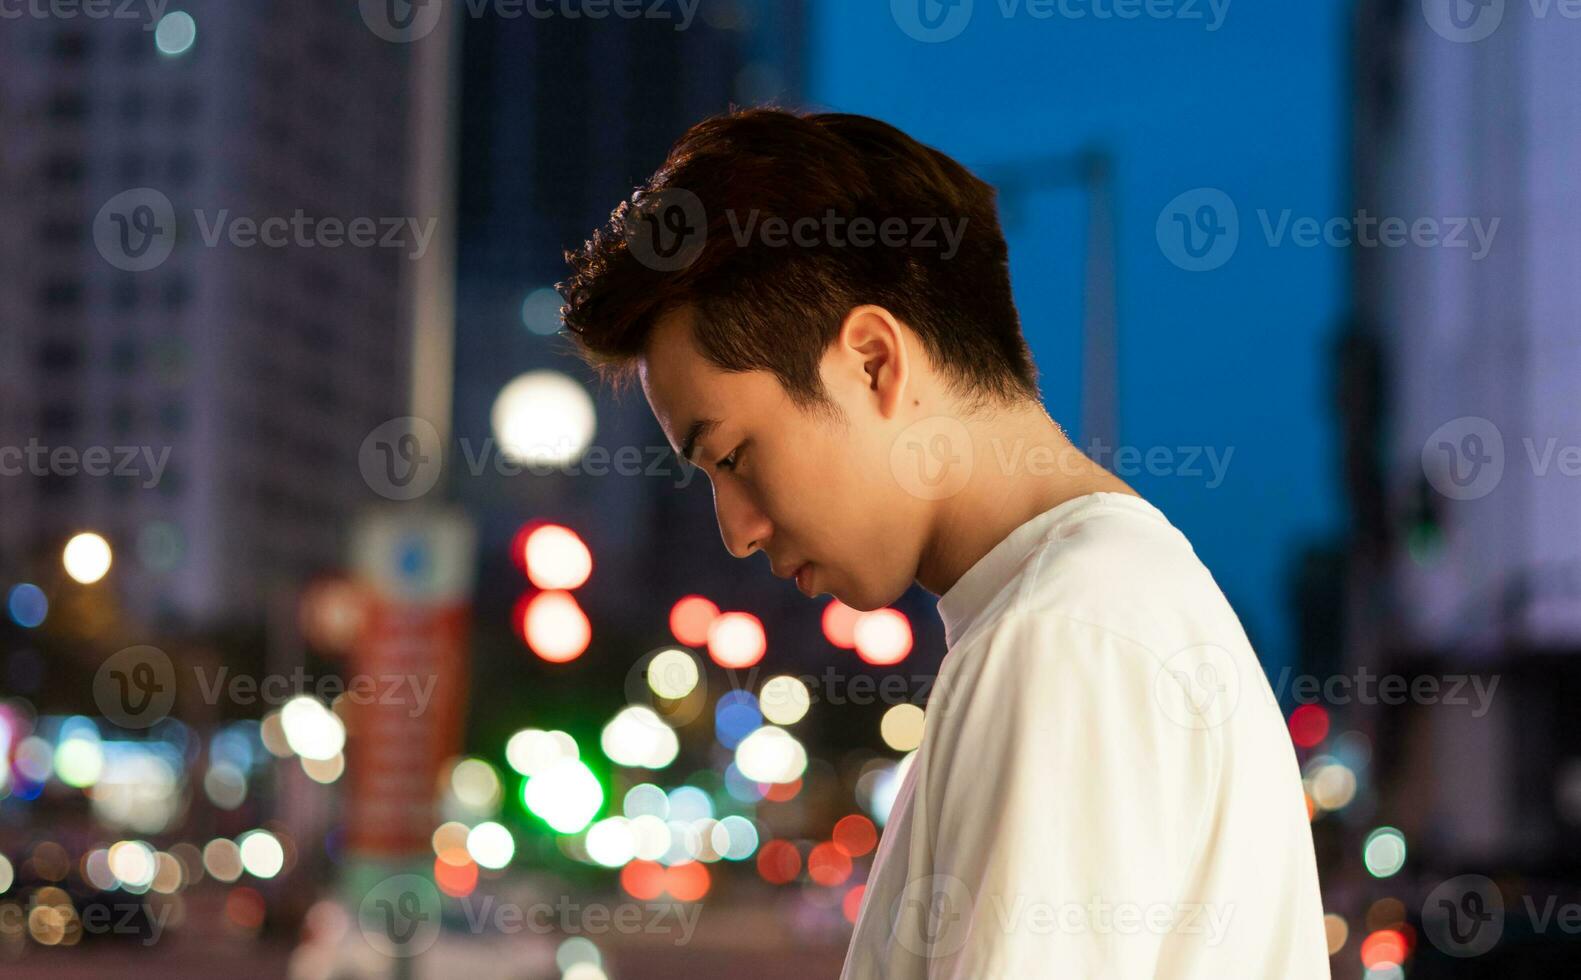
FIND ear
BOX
[834,305,910,420]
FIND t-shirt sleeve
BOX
[905,610,1225,978]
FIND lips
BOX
[794,563,813,597]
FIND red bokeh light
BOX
[842,884,866,923]
[808,841,853,887]
[1360,928,1409,970]
[756,840,801,885]
[225,886,267,930]
[761,777,802,802]
[1289,704,1330,748]
[833,814,878,857]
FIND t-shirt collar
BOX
[934,492,1108,647]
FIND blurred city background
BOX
[0,0,1576,976]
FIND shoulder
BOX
[954,496,1241,662]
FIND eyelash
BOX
[716,447,741,472]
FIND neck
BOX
[913,401,1137,597]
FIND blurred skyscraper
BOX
[1357,1,1581,654]
[0,1,417,630]
[1354,0,1581,864]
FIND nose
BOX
[713,478,772,560]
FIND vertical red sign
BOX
[345,508,476,857]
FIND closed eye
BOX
[716,445,743,472]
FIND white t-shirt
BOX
[840,492,1330,979]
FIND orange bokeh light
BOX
[435,856,478,897]
[669,594,720,647]
[621,860,666,900]
[664,861,711,902]
[821,599,862,649]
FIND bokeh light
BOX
[491,370,597,466]
[62,532,113,584]
[669,595,720,646]
[519,523,593,590]
[707,611,766,669]
[519,589,592,662]
[523,758,603,833]
[853,608,912,665]
[647,647,702,700]
[760,675,811,725]
[1363,827,1407,878]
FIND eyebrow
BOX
[678,417,722,466]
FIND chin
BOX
[832,577,907,612]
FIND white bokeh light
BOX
[490,370,597,466]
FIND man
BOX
[559,108,1328,977]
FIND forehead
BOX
[638,306,730,449]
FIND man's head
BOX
[559,108,1040,609]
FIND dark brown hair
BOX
[558,107,1039,410]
